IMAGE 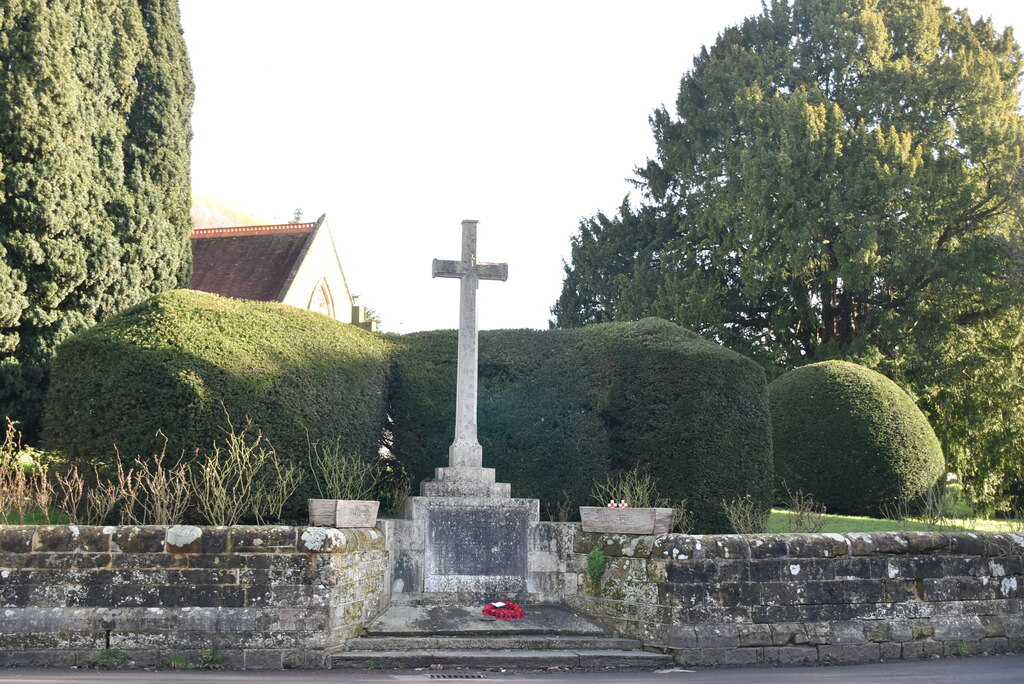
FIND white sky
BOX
[179,0,1024,334]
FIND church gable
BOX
[189,215,357,325]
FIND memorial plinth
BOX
[389,219,544,603]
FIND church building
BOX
[189,213,375,330]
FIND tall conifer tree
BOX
[0,0,193,434]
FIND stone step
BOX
[330,648,674,670]
[363,604,613,638]
[337,635,644,652]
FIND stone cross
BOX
[432,220,508,472]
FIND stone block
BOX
[980,636,1010,654]
[163,526,205,554]
[880,642,902,660]
[666,560,717,583]
[243,649,284,669]
[667,624,697,648]
[111,526,165,553]
[786,534,849,559]
[746,535,789,559]
[758,581,803,606]
[803,580,844,604]
[652,535,705,562]
[707,581,760,607]
[694,624,739,648]
[762,645,818,665]
[0,527,35,553]
[863,621,890,642]
[230,526,296,553]
[904,532,948,554]
[834,556,886,579]
[931,616,987,641]
[705,535,751,560]
[827,621,868,644]
[672,647,758,667]
[737,623,773,647]
[769,622,806,645]
[947,533,988,556]
[923,577,997,602]
[842,579,887,604]
[817,643,880,664]
[746,559,787,582]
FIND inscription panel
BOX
[426,507,529,577]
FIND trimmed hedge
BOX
[390,318,772,532]
[769,360,945,516]
[43,290,391,497]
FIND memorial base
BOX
[385,491,570,604]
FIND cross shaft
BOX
[432,220,508,470]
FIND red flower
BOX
[482,601,525,620]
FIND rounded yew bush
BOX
[769,360,944,516]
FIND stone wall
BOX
[563,529,1024,666]
[0,524,388,669]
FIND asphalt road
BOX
[1,654,1023,684]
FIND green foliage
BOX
[587,546,607,583]
[86,648,132,669]
[160,653,189,670]
[769,360,945,516]
[0,0,194,434]
[43,290,392,510]
[553,0,1024,507]
[388,326,613,518]
[721,494,770,534]
[307,438,379,501]
[389,318,771,532]
[197,647,224,670]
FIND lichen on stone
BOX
[165,525,202,547]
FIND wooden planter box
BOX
[308,499,380,528]
[579,506,674,534]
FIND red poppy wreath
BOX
[482,601,525,620]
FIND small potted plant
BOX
[307,440,380,528]
[579,466,675,534]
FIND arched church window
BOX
[308,278,335,318]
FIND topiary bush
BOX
[769,360,945,517]
[389,318,772,532]
[43,289,392,508]
[387,327,613,517]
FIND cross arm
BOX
[475,262,508,282]
[432,259,464,278]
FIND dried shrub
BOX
[722,494,770,534]
[782,483,828,533]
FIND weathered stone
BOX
[667,624,697,648]
[0,527,35,553]
[694,624,739,648]
[231,526,296,553]
[652,535,705,562]
[904,532,948,554]
[746,535,789,559]
[947,533,988,556]
[817,643,880,664]
[111,526,165,553]
[787,534,849,559]
[737,623,773,647]
[803,580,844,604]
[880,642,902,660]
[666,560,717,583]
[762,645,818,665]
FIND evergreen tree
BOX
[555,0,1024,505]
[0,0,193,435]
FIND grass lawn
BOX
[767,508,1022,534]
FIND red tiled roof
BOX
[190,224,316,302]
